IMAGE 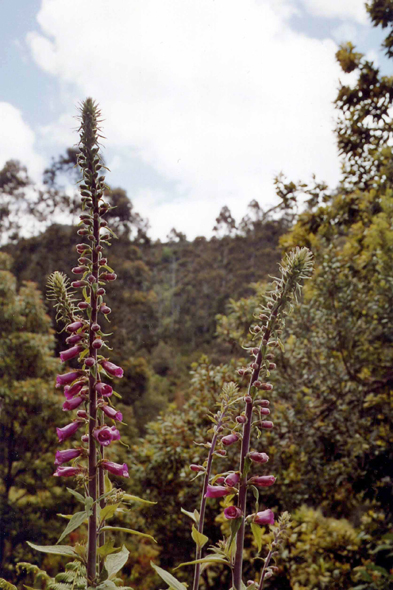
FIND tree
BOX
[0,253,66,576]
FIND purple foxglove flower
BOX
[248,475,276,487]
[109,426,121,441]
[93,426,114,447]
[190,464,205,472]
[222,433,240,446]
[101,360,124,378]
[101,460,129,477]
[66,321,84,333]
[56,371,81,388]
[249,452,269,464]
[60,345,83,363]
[95,382,113,397]
[57,421,81,442]
[102,405,123,421]
[63,396,84,411]
[224,506,243,520]
[205,485,233,498]
[66,334,84,345]
[53,466,83,477]
[225,472,240,487]
[64,380,85,399]
[54,448,82,465]
[253,509,275,526]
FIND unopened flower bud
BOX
[205,485,233,498]
[255,399,270,407]
[190,464,205,472]
[77,228,88,236]
[260,408,270,416]
[60,345,83,363]
[81,434,89,443]
[71,280,88,288]
[91,322,100,332]
[244,395,252,403]
[254,381,261,388]
[99,258,108,266]
[266,353,274,360]
[236,415,247,424]
[222,433,240,446]
[87,274,96,284]
[100,272,117,281]
[78,302,90,310]
[92,339,103,349]
[215,449,226,457]
[66,333,84,345]
[268,363,276,370]
[237,369,245,376]
[100,220,108,227]
[85,357,95,367]
[253,325,261,333]
[97,288,106,296]
[251,363,259,370]
[252,348,259,355]
[249,451,269,464]
[225,472,240,487]
[56,371,82,388]
[101,305,111,315]
[76,244,89,254]
[78,257,90,264]
[72,266,88,274]
[95,245,103,252]
[260,383,273,391]
[66,321,84,333]
[76,410,88,419]
[260,421,274,429]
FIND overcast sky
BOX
[0,0,389,239]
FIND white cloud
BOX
[300,0,368,24]
[27,0,346,239]
[0,102,44,180]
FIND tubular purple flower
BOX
[60,345,83,363]
[109,426,121,441]
[222,432,240,446]
[57,421,81,442]
[101,460,129,478]
[253,509,275,526]
[56,371,82,388]
[101,360,124,378]
[54,448,83,465]
[63,396,85,411]
[66,321,84,333]
[205,485,233,498]
[249,452,269,464]
[102,405,123,421]
[64,380,85,399]
[95,382,113,397]
[225,472,240,487]
[93,426,115,447]
[53,466,83,477]
[224,506,243,520]
[248,475,276,487]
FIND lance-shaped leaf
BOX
[150,563,187,590]
[97,540,121,558]
[122,494,157,506]
[26,542,80,559]
[57,510,90,544]
[174,555,230,570]
[99,503,120,523]
[67,487,85,504]
[105,545,129,579]
[101,526,156,542]
[250,523,263,553]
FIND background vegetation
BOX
[1,2,393,588]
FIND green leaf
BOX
[105,545,129,579]
[250,523,263,553]
[191,525,208,550]
[0,579,17,590]
[277,338,285,352]
[97,540,121,558]
[104,474,112,493]
[57,510,89,544]
[122,494,157,506]
[95,581,118,590]
[101,526,156,542]
[67,487,85,504]
[26,542,79,559]
[229,518,243,547]
[180,508,197,523]
[150,562,187,590]
[243,456,252,478]
[57,513,74,521]
[174,555,230,570]
[251,486,259,513]
[100,503,120,523]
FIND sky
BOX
[0,0,390,240]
